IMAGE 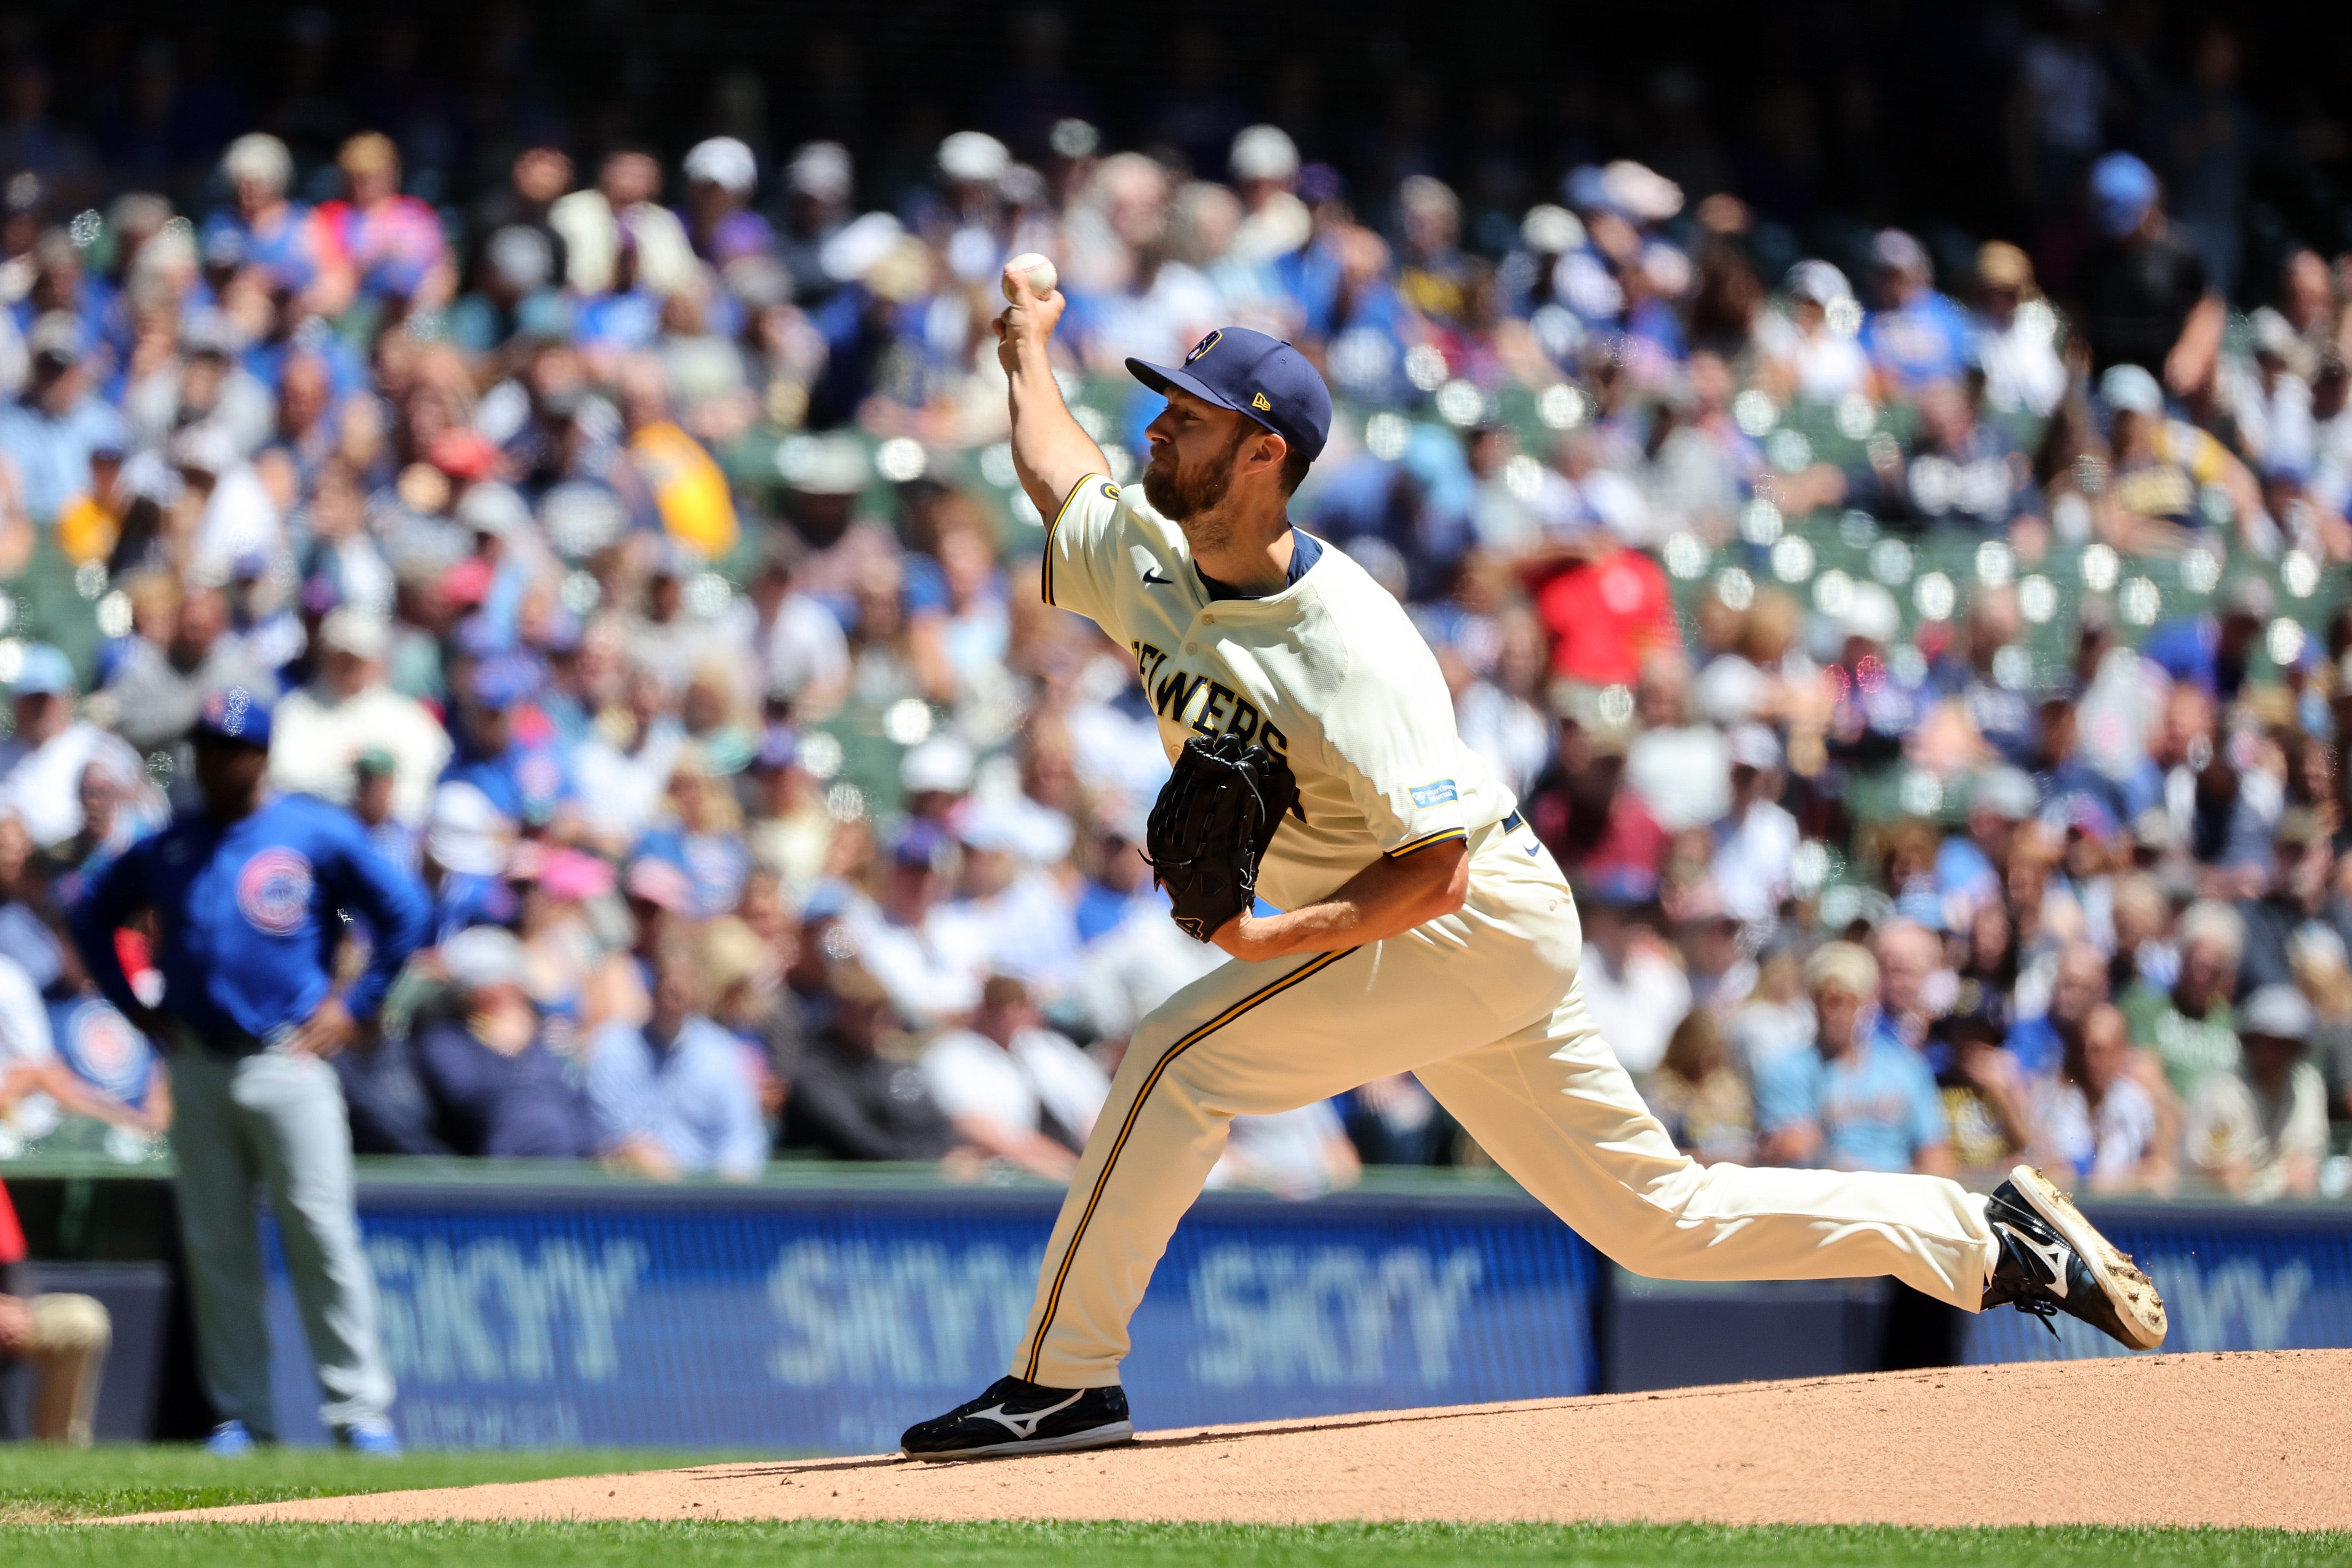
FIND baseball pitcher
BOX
[898,270,2167,1459]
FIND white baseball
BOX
[1003,252,1058,301]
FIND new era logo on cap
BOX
[1128,326,1332,462]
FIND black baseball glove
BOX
[1144,733,1300,942]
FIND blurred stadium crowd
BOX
[0,9,2346,1205]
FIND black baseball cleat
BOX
[1980,1164,2167,1350]
[899,1376,1136,1461]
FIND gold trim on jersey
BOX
[1040,472,1109,609]
[1018,944,1361,1381]
[1384,827,1468,859]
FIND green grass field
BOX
[0,1447,2342,1567]
[0,1444,758,1523]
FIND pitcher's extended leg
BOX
[1009,909,1568,1389]
[1415,977,1999,1307]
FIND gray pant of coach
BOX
[169,1037,394,1438]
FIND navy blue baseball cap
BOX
[194,684,273,748]
[1128,327,1332,463]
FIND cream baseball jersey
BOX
[1044,473,1514,911]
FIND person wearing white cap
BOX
[936,130,1011,189]
[679,136,774,268]
[1624,656,1732,833]
[1839,580,1902,651]
[777,141,853,299]
[0,645,145,850]
[2098,360,2269,552]
[407,926,595,1159]
[1227,125,1309,265]
[898,734,976,817]
[933,798,1082,999]
[269,607,452,825]
[166,421,282,583]
[2184,983,2330,1201]
[1709,722,1797,925]
[1822,577,1932,755]
[0,308,131,526]
[1758,258,1869,406]
[1858,227,1973,393]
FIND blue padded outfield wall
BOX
[258,1178,2352,1452]
[263,1180,1602,1453]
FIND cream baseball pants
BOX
[1012,821,1998,1388]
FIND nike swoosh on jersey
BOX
[1142,568,1174,585]
[969,1389,1084,1439]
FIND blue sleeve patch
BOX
[1409,779,1459,809]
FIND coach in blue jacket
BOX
[73,685,429,1454]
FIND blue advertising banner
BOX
[264,1181,1602,1453]
[254,1180,2352,1452]
[1964,1203,2352,1365]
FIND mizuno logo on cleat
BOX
[970,1390,1084,1439]
[2000,1222,2071,1296]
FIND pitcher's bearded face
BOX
[1142,419,1247,530]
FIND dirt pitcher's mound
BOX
[136,1350,2352,1530]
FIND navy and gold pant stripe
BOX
[1018,944,1359,1381]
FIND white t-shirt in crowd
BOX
[570,720,688,846]
[1711,800,1800,924]
[933,872,1083,999]
[1625,723,1732,833]
[269,680,454,825]
[845,898,983,1027]
[1207,1099,1350,1198]
[1579,939,1693,1076]
[760,592,851,701]
[0,721,147,848]
[2033,1074,2158,1188]
[919,1025,1109,1144]
[2185,1063,2331,1202]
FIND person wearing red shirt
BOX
[1525,536,1683,690]
[311,133,455,315]
[0,1176,111,1445]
